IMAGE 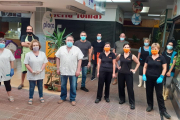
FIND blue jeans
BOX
[76,66,87,88]
[29,80,43,99]
[60,75,77,101]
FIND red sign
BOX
[54,14,102,19]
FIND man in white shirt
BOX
[55,35,84,106]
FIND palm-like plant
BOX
[45,27,72,91]
[46,27,72,57]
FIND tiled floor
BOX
[0,72,178,120]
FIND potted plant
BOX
[175,40,180,78]
[45,27,72,92]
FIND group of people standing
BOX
[0,25,177,119]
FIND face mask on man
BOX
[33,46,39,51]
[151,50,158,55]
[120,38,125,41]
[0,43,5,48]
[144,43,149,46]
[167,45,173,50]
[27,32,33,35]
[97,36,101,40]
[67,42,73,47]
[81,36,86,41]
[104,47,110,52]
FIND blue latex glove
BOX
[156,75,164,84]
[10,69,14,77]
[142,74,147,81]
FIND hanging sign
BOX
[131,13,141,25]
[132,1,143,13]
[42,11,55,36]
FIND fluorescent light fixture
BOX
[112,0,131,2]
[53,12,77,15]
[66,5,86,14]
[0,1,43,6]
[2,10,31,13]
[148,14,160,16]
[140,7,150,13]
[106,0,131,2]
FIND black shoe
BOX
[130,104,135,110]
[146,106,153,112]
[95,99,101,103]
[91,77,96,81]
[161,111,171,119]
[119,100,125,104]
[80,87,89,92]
[104,97,110,103]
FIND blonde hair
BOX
[29,39,41,50]
[151,43,160,50]
[144,38,150,42]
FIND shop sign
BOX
[132,1,143,13]
[131,13,141,25]
[42,11,55,36]
[75,0,106,14]
[54,14,102,20]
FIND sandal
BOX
[28,99,33,105]
[18,84,24,90]
[40,98,45,103]
[8,96,14,102]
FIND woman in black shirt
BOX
[143,43,171,119]
[116,43,140,109]
[162,40,177,100]
[95,42,116,103]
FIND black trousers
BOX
[118,72,135,105]
[96,71,112,99]
[146,76,166,112]
[92,63,97,78]
[0,80,11,92]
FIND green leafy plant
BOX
[45,27,72,90]
[132,35,138,43]
[175,40,180,70]
[155,29,162,46]
[45,27,72,57]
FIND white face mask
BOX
[33,46,39,51]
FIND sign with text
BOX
[75,0,106,14]
[42,11,55,36]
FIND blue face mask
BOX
[120,38,125,41]
[167,45,173,50]
[0,43,5,48]
[81,36,86,41]
[97,36,101,40]
[67,42,73,47]
[144,43,149,46]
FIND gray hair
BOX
[0,38,6,43]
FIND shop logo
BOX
[42,11,55,36]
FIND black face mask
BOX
[27,32,33,35]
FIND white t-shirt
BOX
[55,45,84,76]
[0,48,15,82]
[24,51,48,81]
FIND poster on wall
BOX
[42,11,55,36]
[132,1,143,13]
[75,0,106,14]
[172,0,180,19]
[131,13,141,25]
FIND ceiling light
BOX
[2,10,31,13]
[140,7,150,13]
[106,0,131,2]
[66,5,86,14]
[0,1,43,6]
[53,12,77,15]
[112,0,131,2]
[148,14,160,16]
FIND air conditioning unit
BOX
[66,5,86,14]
